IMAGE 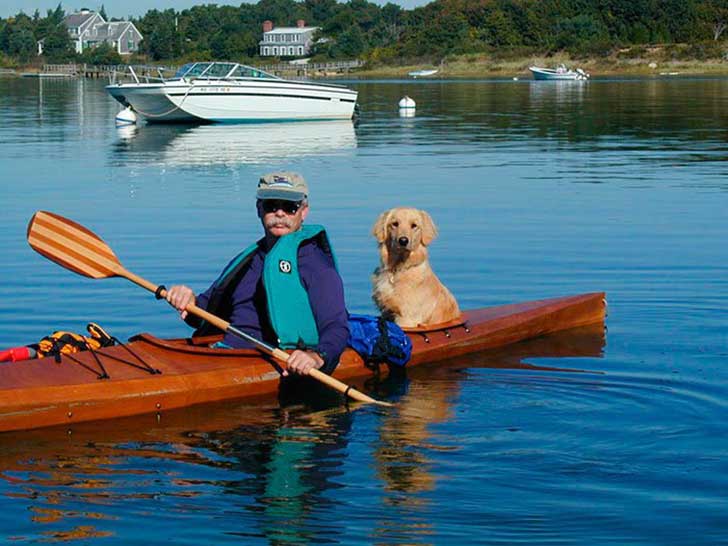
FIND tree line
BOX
[2,0,728,66]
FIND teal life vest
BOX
[194,225,338,350]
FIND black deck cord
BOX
[60,337,160,378]
[64,349,109,380]
[106,336,161,374]
[83,340,110,379]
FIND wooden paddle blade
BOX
[27,211,124,279]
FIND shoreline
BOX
[5,54,727,80]
[353,55,728,79]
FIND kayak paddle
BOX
[26,210,391,407]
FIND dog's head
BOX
[372,208,438,263]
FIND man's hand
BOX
[285,350,324,376]
[165,285,196,320]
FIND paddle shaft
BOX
[121,268,389,406]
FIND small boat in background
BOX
[20,72,74,78]
[409,69,439,78]
[529,64,589,81]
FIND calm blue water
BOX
[0,75,727,544]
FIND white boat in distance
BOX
[106,62,358,123]
[408,69,439,78]
[529,64,589,81]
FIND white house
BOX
[259,20,319,57]
[62,9,143,55]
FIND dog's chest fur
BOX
[372,261,440,325]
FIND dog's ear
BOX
[372,210,391,243]
[419,210,438,245]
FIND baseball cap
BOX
[257,172,308,202]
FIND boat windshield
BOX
[172,62,279,81]
[199,63,237,78]
[229,64,280,80]
[183,63,214,78]
[173,63,196,78]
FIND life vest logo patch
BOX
[278,260,292,274]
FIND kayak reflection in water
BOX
[165,171,349,378]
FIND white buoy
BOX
[398,95,416,117]
[398,96,416,109]
[115,106,137,126]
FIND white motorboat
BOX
[529,64,589,81]
[106,62,358,123]
[408,69,439,78]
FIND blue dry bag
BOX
[347,314,412,367]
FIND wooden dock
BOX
[257,60,364,77]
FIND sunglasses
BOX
[260,200,303,215]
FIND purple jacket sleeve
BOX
[182,271,218,329]
[298,242,350,374]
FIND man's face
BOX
[258,199,309,238]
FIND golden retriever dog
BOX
[372,207,461,328]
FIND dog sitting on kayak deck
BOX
[372,207,461,328]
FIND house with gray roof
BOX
[259,20,319,58]
[62,9,142,55]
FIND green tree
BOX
[80,42,122,64]
[324,8,355,36]
[482,9,520,47]
[0,20,8,54]
[8,29,36,62]
[5,15,37,63]
[348,0,381,33]
[402,6,469,56]
[369,3,403,47]
[337,23,366,56]
[305,0,338,23]
[555,14,609,50]
[41,22,74,62]
[701,0,728,40]
[49,3,65,25]
[257,0,298,25]
[138,9,182,60]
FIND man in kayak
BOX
[165,171,349,377]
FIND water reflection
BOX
[527,80,588,106]
[0,327,603,543]
[111,120,358,167]
[370,324,606,542]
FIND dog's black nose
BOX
[398,237,409,247]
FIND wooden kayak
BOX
[0,292,605,432]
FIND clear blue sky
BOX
[1,0,430,19]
